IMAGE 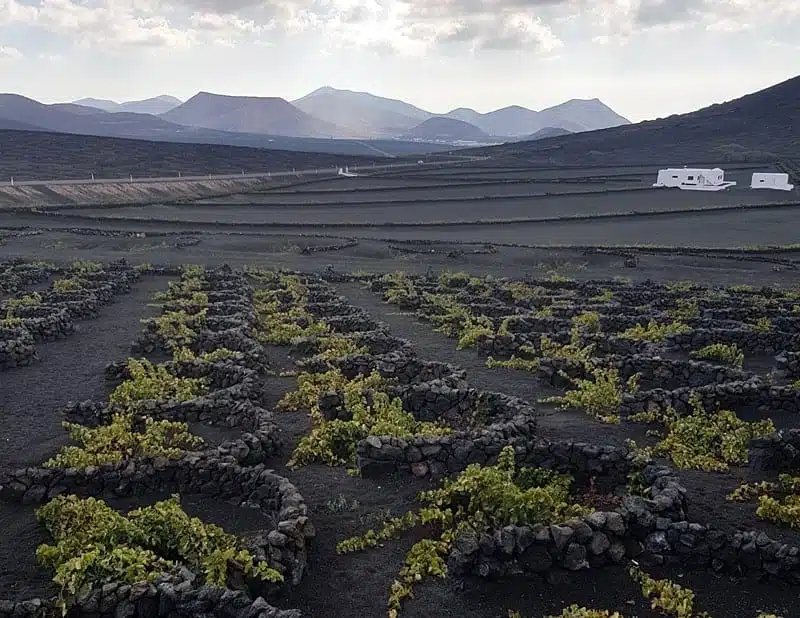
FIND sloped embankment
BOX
[0,177,273,208]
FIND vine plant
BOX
[628,394,775,472]
[542,366,639,424]
[277,368,451,468]
[43,414,203,468]
[337,446,587,617]
[728,474,800,528]
[36,494,282,612]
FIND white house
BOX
[653,167,737,191]
[750,172,794,191]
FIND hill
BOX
[73,95,182,115]
[465,75,800,164]
[0,94,196,138]
[402,117,492,142]
[536,98,630,132]
[519,127,574,141]
[161,92,351,138]
[73,98,118,112]
[0,129,384,181]
[442,100,629,136]
[292,86,430,137]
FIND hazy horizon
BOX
[1,0,798,122]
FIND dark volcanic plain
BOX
[2,160,800,618]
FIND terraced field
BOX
[3,260,800,618]
[2,161,800,617]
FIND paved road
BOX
[0,158,486,188]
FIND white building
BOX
[750,172,794,191]
[653,167,737,191]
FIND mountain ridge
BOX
[49,87,632,142]
[161,92,354,138]
[464,74,800,164]
[73,95,183,115]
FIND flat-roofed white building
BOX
[653,167,736,191]
[750,172,794,191]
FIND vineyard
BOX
[1,259,799,617]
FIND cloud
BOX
[0,0,269,50]
[1,0,797,56]
[0,45,23,60]
[586,0,800,43]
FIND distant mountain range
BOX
[39,87,627,145]
[0,93,454,156]
[73,95,183,115]
[1,75,796,180]
[290,86,629,140]
[466,74,800,164]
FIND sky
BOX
[0,0,798,122]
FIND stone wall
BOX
[749,429,800,471]
[620,379,800,417]
[776,352,800,378]
[0,323,37,369]
[447,458,685,577]
[1,261,142,370]
[669,329,799,355]
[0,579,302,618]
[537,355,752,390]
[0,455,313,591]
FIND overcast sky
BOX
[0,0,798,121]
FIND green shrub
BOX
[619,320,692,343]
[53,278,84,293]
[44,414,203,468]
[751,317,772,333]
[109,358,208,409]
[728,474,800,529]
[4,292,41,319]
[689,344,744,368]
[544,366,638,424]
[278,369,451,469]
[337,446,586,617]
[36,495,282,608]
[651,396,774,472]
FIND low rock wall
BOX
[776,352,800,378]
[0,580,302,618]
[0,325,37,369]
[448,458,686,577]
[0,457,313,588]
[537,355,751,390]
[12,305,74,342]
[669,329,800,355]
[749,429,800,471]
[620,379,800,417]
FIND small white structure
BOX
[750,172,794,191]
[653,167,737,191]
[337,166,358,177]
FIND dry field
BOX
[1,162,800,618]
